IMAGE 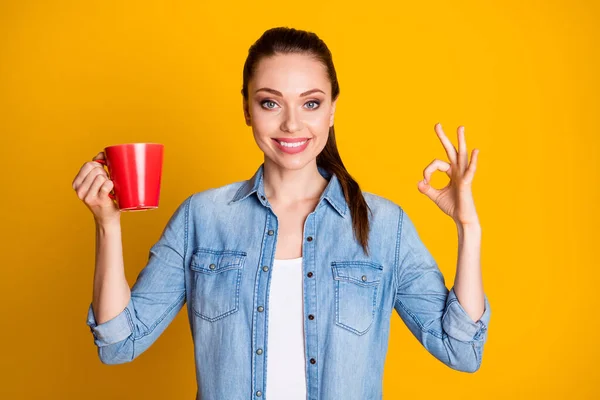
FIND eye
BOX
[305,100,320,109]
[260,100,278,110]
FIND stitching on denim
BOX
[123,306,136,361]
[192,268,242,322]
[194,307,239,322]
[443,335,452,366]
[334,269,378,336]
[184,195,191,261]
[393,206,403,308]
[331,260,383,269]
[124,306,135,337]
[311,211,319,394]
[191,248,247,256]
[253,209,271,396]
[472,342,481,370]
[191,259,245,273]
[331,262,383,286]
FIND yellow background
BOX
[1,0,598,398]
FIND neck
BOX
[262,159,328,205]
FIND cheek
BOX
[305,111,331,132]
[250,107,280,131]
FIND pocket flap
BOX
[332,261,383,285]
[191,249,246,274]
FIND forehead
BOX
[251,53,330,95]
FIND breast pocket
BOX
[332,261,383,335]
[190,248,246,322]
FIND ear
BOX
[243,98,251,126]
[329,97,338,127]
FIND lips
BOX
[272,138,309,143]
[272,138,310,154]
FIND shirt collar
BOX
[229,163,348,218]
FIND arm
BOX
[393,206,491,373]
[86,195,192,364]
[453,222,485,322]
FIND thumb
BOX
[92,151,106,161]
[417,179,437,200]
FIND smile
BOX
[272,138,310,154]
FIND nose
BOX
[280,107,303,133]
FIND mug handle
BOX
[93,159,116,200]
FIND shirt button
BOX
[256,391,262,397]
[306,236,313,242]
[308,314,314,320]
[257,306,264,312]
[307,272,313,278]
[268,230,274,236]
[310,358,316,364]
[262,266,269,272]
[261,195,266,200]
[209,264,216,270]
[362,275,367,282]
[256,348,263,355]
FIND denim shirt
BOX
[86,163,492,400]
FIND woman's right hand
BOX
[72,151,121,224]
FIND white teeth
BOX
[278,140,307,148]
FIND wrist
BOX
[94,217,121,231]
[457,221,481,235]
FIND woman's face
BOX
[244,53,337,171]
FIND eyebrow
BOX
[254,87,326,97]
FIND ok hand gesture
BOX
[417,123,480,226]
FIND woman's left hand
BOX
[417,123,480,226]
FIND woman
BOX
[72,27,491,400]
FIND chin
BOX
[268,154,314,171]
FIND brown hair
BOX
[241,26,372,256]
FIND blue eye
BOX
[305,101,320,109]
[261,100,278,109]
[260,99,321,110]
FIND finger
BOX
[99,179,115,198]
[75,165,108,199]
[434,123,458,165]
[84,174,109,203]
[417,177,441,200]
[422,159,451,183]
[72,161,105,190]
[92,151,105,161]
[457,126,468,173]
[463,148,479,184]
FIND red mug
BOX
[94,143,164,211]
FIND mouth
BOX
[272,138,311,154]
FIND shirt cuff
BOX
[86,299,135,347]
[442,287,491,342]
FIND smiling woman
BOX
[240,30,373,256]
[257,87,326,153]
[80,26,491,400]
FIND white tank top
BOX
[265,256,307,400]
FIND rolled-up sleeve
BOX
[443,286,491,342]
[86,298,135,347]
[85,195,191,364]
[393,206,491,373]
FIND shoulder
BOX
[362,191,403,218]
[187,179,246,208]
